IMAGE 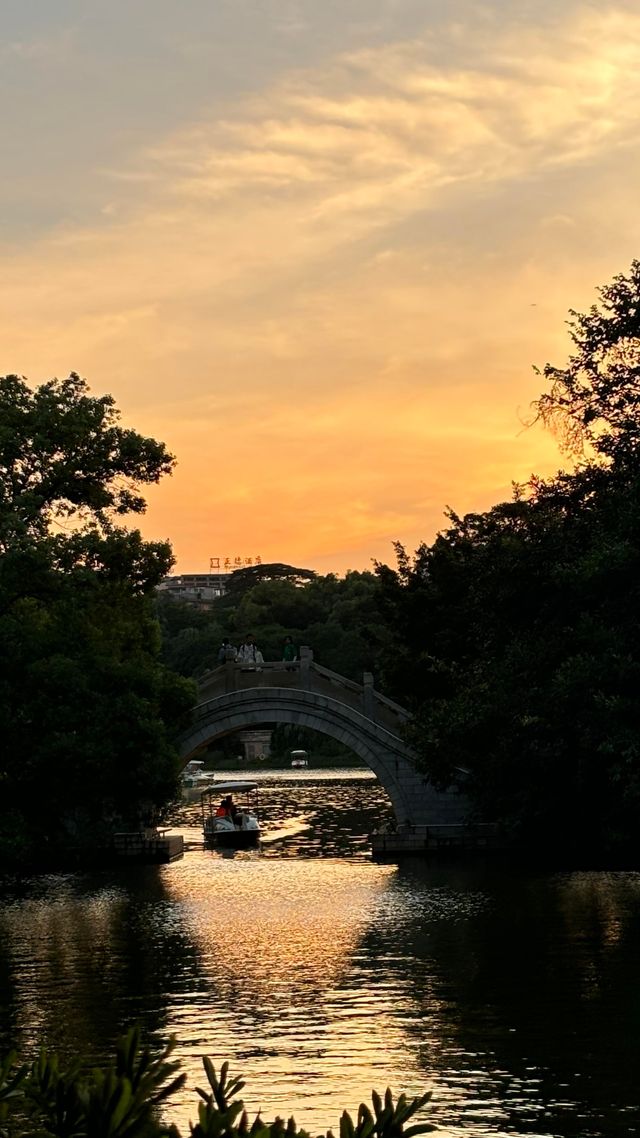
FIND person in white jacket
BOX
[236,633,264,670]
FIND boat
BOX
[201,780,261,848]
[290,749,309,768]
[182,759,212,789]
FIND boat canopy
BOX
[200,781,259,798]
[290,750,308,758]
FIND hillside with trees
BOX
[157,566,393,684]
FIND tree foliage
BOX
[533,260,640,461]
[375,264,640,857]
[157,571,392,685]
[224,563,317,596]
[0,375,195,864]
[0,373,174,549]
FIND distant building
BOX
[238,729,272,761]
[157,572,232,603]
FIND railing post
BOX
[363,672,375,721]
[224,648,237,693]
[299,646,313,688]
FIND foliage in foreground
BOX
[0,1027,434,1138]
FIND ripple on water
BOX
[1,774,640,1137]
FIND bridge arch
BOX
[179,659,467,827]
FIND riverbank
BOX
[201,754,367,772]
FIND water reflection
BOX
[376,860,640,1136]
[0,774,639,1137]
[0,869,199,1060]
[159,854,404,1125]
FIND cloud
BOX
[2,4,640,570]
[139,6,640,229]
[5,25,78,63]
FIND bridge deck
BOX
[198,652,410,736]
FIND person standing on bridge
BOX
[237,633,264,670]
[217,637,235,664]
[282,635,297,671]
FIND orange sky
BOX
[3,1,640,574]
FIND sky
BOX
[2,0,640,575]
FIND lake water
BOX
[1,770,640,1137]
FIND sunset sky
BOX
[3,0,640,574]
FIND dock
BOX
[371,822,504,855]
[113,830,184,863]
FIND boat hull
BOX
[204,827,261,849]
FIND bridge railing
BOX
[196,648,410,731]
[197,659,302,687]
[311,661,410,721]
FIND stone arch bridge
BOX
[179,648,466,827]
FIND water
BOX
[1,770,640,1137]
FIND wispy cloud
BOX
[2,4,640,569]
[5,25,78,63]
[140,7,640,228]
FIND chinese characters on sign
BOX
[209,556,262,570]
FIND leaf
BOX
[340,1110,355,1138]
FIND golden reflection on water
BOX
[0,881,131,1055]
[3,780,640,1138]
[158,851,433,1132]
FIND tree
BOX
[375,263,640,856]
[223,562,317,596]
[533,260,640,461]
[377,464,640,855]
[0,374,195,864]
[0,372,174,550]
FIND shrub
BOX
[0,1028,435,1138]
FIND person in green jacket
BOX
[282,635,297,671]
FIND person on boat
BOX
[216,795,238,822]
[282,635,297,671]
[236,634,264,670]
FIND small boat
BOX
[201,781,261,848]
[290,749,309,768]
[182,759,214,789]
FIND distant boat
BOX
[182,759,212,788]
[290,749,309,768]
